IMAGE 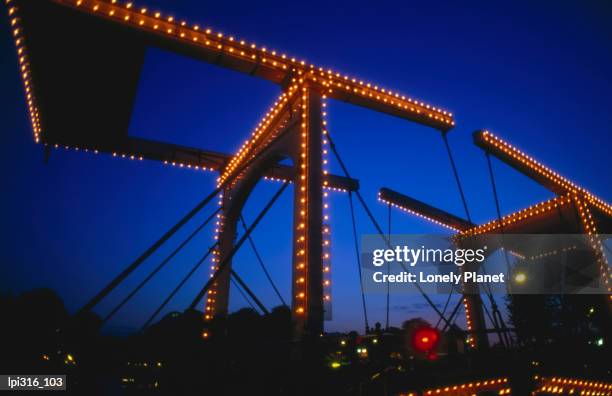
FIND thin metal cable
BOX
[188,182,289,310]
[327,131,453,329]
[103,208,221,323]
[435,284,455,329]
[230,269,269,315]
[348,191,370,332]
[141,242,218,330]
[480,296,506,348]
[386,203,391,330]
[80,121,297,315]
[484,152,514,346]
[441,132,472,223]
[231,276,257,311]
[442,298,464,332]
[239,215,287,307]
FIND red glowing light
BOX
[412,327,440,352]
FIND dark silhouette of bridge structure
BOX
[5,2,612,393]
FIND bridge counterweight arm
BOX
[473,130,612,214]
[378,187,474,232]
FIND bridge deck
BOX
[9,0,455,157]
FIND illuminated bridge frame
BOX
[379,131,612,349]
[7,0,456,336]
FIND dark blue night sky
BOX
[1,0,611,333]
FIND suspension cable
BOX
[479,270,508,346]
[494,303,512,347]
[79,123,298,315]
[326,131,453,330]
[440,132,507,341]
[435,284,455,329]
[103,208,221,323]
[485,152,512,275]
[188,181,289,310]
[239,215,287,307]
[484,152,513,346]
[441,297,464,332]
[479,295,506,348]
[441,134,508,344]
[348,191,370,332]
[386,203,391,330]
[441,132,472,223]
[230,269,270,315]
[480,260,496,300]
[141,242,218,330]
[231,276,257,311]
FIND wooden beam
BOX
[9,0,455,147]
[45,136,359,191]
[474,130,612,215]
[378,187,473,231]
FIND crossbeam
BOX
[46,136,359,191]
[456,193,574,238]
[474,130,612,214]
[378,187,474,232]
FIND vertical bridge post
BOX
[292,84,324,336]
[203,82,326,338]
[462,287,490,349]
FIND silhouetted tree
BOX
[0,289,68,368]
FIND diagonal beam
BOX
[378,187,474,232]
[474,130,612,214]
[219,85,301,186]
[230,269,269,315]
[455,193,574,239]
[189,181,289,311]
